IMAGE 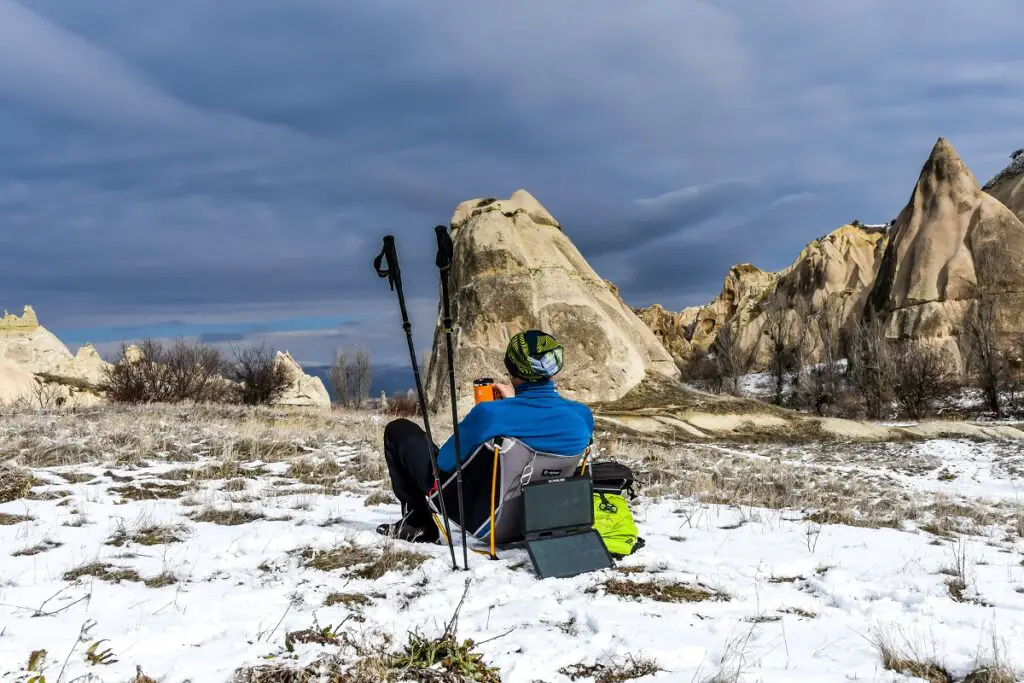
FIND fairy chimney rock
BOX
[426,190,680,411]
[868,137,1024,363]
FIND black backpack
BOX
[590,461,639,498]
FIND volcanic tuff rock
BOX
[424,190,680,412]
[644,138,1024,372]
[0,359,39,406]
[866,138,1024,365]
[274,350,331,409]
[983,148,1024,224]
[0,305,74,374]
[652,225,887,369]
[0,306,110,406]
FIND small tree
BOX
[329,346,372,408]
[230,344,289,406]
[711,324,749,396]
[760,299,807,405]
[891,342,955,420]
[848,316,895,419]
[964,248,1011,417]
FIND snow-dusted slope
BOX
[1,410,1023,682]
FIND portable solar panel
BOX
[520,476,614,579]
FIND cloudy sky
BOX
[2,0,1021,367]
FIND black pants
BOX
[383,419,441,527]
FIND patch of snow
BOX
[0,442,1022,682]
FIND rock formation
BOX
[424,189,680,411]
[984,148,1024,223]
[274,350,331,409]
[0,305,74,374]
[0,306,109,406]
[0,359,39,406]
[867,138,1024,365]
[638,222,888,369]
[634,304,696,364]
[690,264,779,352]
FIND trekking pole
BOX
[434,225,469,571]
[373,235,458,571]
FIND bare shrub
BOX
[688,347,724,394]
[384,391,422,417]
[103,338,230,404]
[760,300,807,405]
[230,344,289,406]
[965,297,1008,417]
[892,342,956,420]
[329,347,372,408]
[848,316,895,419]
[710,325,749,396]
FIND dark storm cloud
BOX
[2,0,1022,364]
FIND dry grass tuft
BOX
[13,538,63,557]
[778,607,817,619]
[55,471,97,484]
[0,463,33,503]
[63,561,142,584]
[164,460,267,483]
[364,489,397,506]
[873,625,953,683]
[190,507,266,526]
[295,540,429,580]
[111,482,189,501]
[143,571,178,588]
[222,478,249,492]
[107,522,190,547]
[560,653,662,682]
[0,512,34,525]
[324,592,372,608]
[592,579,728,603]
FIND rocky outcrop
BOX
[641,139,1024,374]
[0,306,109,407]
[691,264,778,352]
[0,305,74,374]
[642,222,887,369]
[867,138,1024,366]
[274,351,331,409]
[424,189,680,411]
[984,149,1024,223]
[634,304,695,364]
[0,359,39,406]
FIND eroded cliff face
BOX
[640,223,888,369]
[423,190,680,412]
[643,138,1024,373]
[866,138,1024,366]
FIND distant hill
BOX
[303,364,415,403]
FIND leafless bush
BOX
[965,297,1008,417]
[329,347,372,408]
[688,347,724,394]
[103,338,230,404]
[891,342,956,420]
[230,345,289,406]
[384,391,422,417]
[710,325,749,396]
[760,300,807,405]
[848,316,895,419]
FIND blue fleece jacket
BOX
[436,380,594,472]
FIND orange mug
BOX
[473,377,497,404]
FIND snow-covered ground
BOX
[2,409,1024,682]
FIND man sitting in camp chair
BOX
[377,330,594,543]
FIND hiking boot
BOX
[375,520,439,544]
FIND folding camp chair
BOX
[426,437,614,578]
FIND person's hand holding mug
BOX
[493,383,515,399]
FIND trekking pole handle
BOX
[434,225,453,272]
[374,235,400,290]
